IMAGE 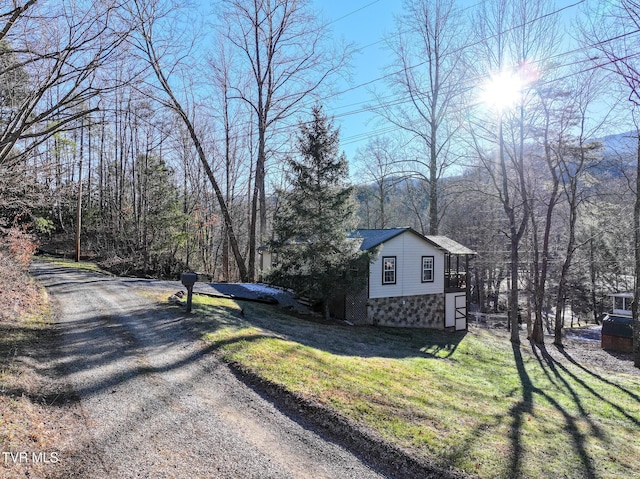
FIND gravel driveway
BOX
[31,261,387,479]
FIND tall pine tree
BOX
[268,105,372,320]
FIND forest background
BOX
[1,0,640,355]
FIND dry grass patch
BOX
[0,250,79,478]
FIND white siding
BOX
[368,231,444,299]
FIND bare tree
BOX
[219,0,350,280]
[0,0,130,169]
[526,72,598,345]
[128,0,249,281]
[208,39,253,281]
[468,0,526,343]
[587,0,640,366]
[545,67,610,346]
[353,136,403,229]
[528,86,563,344]
[443,166,510,314]
[377,0,468,235]
[469,0,560,344]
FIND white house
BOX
[330,228,476,330]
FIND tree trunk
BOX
[554,262,570,347]
[87,119,92,212]
[532,139,559,344]
[248,172,260,282]
[634,132,640,368]
[499,118,523,345]
[247,115,266,283]
[429,121,438,235]
[590,237,600,325]
[475,268,485,311]
[509,236,520,344]
[75,121,83,262]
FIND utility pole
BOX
[75,117,84,262]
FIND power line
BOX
[333,26,640,147]
[326,0,382,25]
[350,0,490,54]
[183,1,600,146]
[90,0,640,159]
[319,0,588,102]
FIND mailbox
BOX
[180,272,198,312]
[181,273,197,287]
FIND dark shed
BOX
[601,315,633,353]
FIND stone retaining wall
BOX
[367,294,445,328]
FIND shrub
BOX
[2,226,38,270]
[0,227,39,322]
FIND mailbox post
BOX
[181,272,198,313]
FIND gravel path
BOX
[31,262,387,479]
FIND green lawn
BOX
[185,295,640,478]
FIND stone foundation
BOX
[367,294,445,328]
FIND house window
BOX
[382,256,396,284]
[422,256,434,282]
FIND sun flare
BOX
[480,70,523,112]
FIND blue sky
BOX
[313,0,588,162]
[314,0,404,160]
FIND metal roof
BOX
[425,235,477,255]
[350,228,410,250]
[350,228,476,255]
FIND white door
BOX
[446,293,467,330]
[454,294,467,331]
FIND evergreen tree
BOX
[268,105,373,320]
